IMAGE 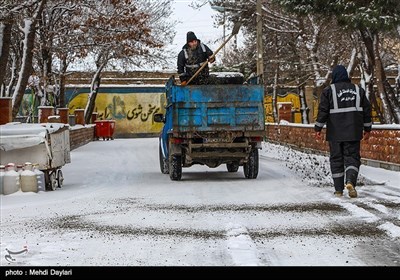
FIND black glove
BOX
[179,72,190,82]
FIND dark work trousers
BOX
[329,141,361,192]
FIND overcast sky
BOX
[171,1,222,51]
[167,0,244,69]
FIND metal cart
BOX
[0,123,71,191]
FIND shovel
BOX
[184,22,242,86]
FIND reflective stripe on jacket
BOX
[177,40,213,78]
[315,82,372,141]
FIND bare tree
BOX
[275,0,400,124]
[2,0,176,121]
[209,0,400,123]
[0,15,13,92]
[33,0,80,108]
[67,0,173,124]
[11,0,46,119]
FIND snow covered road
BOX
[1,138,399,266]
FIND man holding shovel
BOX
[177,31,215,85]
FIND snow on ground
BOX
[1,138,399,267]
[262,141,399,190]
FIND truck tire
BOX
[244,148,259,179]
[159,144,169,174]
[45,170,58,191]
[169,155,182,181]
[226,162,239,172]
[56,169,64,188]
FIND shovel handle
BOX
[185,58,211,86]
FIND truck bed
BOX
[168,84,265,135]
[157,76,265,179]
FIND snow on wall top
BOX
[209,72,244,78]
[0,122,68,151]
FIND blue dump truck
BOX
[153,74,265,180]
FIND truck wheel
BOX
[50,171,58,190]
[45,170,58,191]
[169,155,182,181]
[159,144,169,174]
[244,149,259,179]
[226,162,239,172]
[56,169,64,188]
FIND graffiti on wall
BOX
[68,91,166,135]
[95,96,160,122]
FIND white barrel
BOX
[33,164,45,192]
[0,165,5,195]
[20,162,38,193]
[16,164,24,175]
[3,163,20,195]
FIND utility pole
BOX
[223,9,226,58]
[256,0,264,77]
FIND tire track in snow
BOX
[334,197,400,239]
[377,222,400,238]
[225,223,265,266]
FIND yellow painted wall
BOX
[264,92,302,123]
[266,90,383,124]
[68,92,166,136]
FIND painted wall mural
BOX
[19,85,383,134]
[66,86,166,136]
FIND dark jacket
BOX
[315,65,372,141]
[177,40,213,84]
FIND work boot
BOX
[346,182,357,198]
[334,191,343,197]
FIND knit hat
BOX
[187,31,197,43]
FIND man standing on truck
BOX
[177,31,215,85]
[314,65,372,198]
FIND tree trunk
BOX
[11,0,45,118]
[298,84,309,124]
[383,79,400,123]
[347,48,357,77]
[396,64,400,100]
[272,68,279,122]
[84,63,105,124]
[5,55,17,97]
[373,33,396,123]
[358,28,384,123]
[42,47,53,106]
[58,55,68,108]
[271,31,279,123]
[58,73,66,108]
[12,19,37,118]
[0,20,12,88]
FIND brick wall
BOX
[69,125,95,150]
[265,123,400,171]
